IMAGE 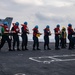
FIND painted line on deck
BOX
[29,54,75,64]
[14,73,26,75]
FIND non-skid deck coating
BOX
[0,42,75,75]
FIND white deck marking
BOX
[29,58,42,63]
[29,54,75,64]
[14,73,26,75]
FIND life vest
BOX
[54,27,60,35]
[33,28,38,36]
[3,25,9,32]
[13,25,20,33]
[22,25,27,31]
[67,27,73,35]
[44,28,50,36]
[61,30,67,39]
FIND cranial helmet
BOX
[24,22,28,25]
[57,24,60,27]
[35,25,38,29]
[46,25,50,28]
[68,23,72,27]
[62,26,65,29]
[3,22,8,25]
[15,22,19,26]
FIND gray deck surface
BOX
[0,42,75,75]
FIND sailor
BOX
[21,22,29,50]
[54,24,61,50]
[44,25,51,50]
[67,24,74,50]
[11,22,20,51]
[32,25,42,50]
[60,27,67,48]
[0,22,12,51]
[72,28,75,48]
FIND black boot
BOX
[33,47,35,50]
[9,48,12,51]
[22,48,25,51]
[47,48,51,50]
[13,47,15,51]
[44,48,46,50]
[33,45,35,50]
[37,48,41,50]
[25,47,28,50]
[47,45,51,50]
[17,48,20,51]
[55,47,60,50]
[44,45,46,50]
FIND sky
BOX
[0,0,75,41]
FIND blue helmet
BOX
[46,25,50,28]
[35,25,38,29]
[57,24,60,27]
[68,23,72,27]
[3,22,8,25]
[15,22,19,26]
[24,22,28,25]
